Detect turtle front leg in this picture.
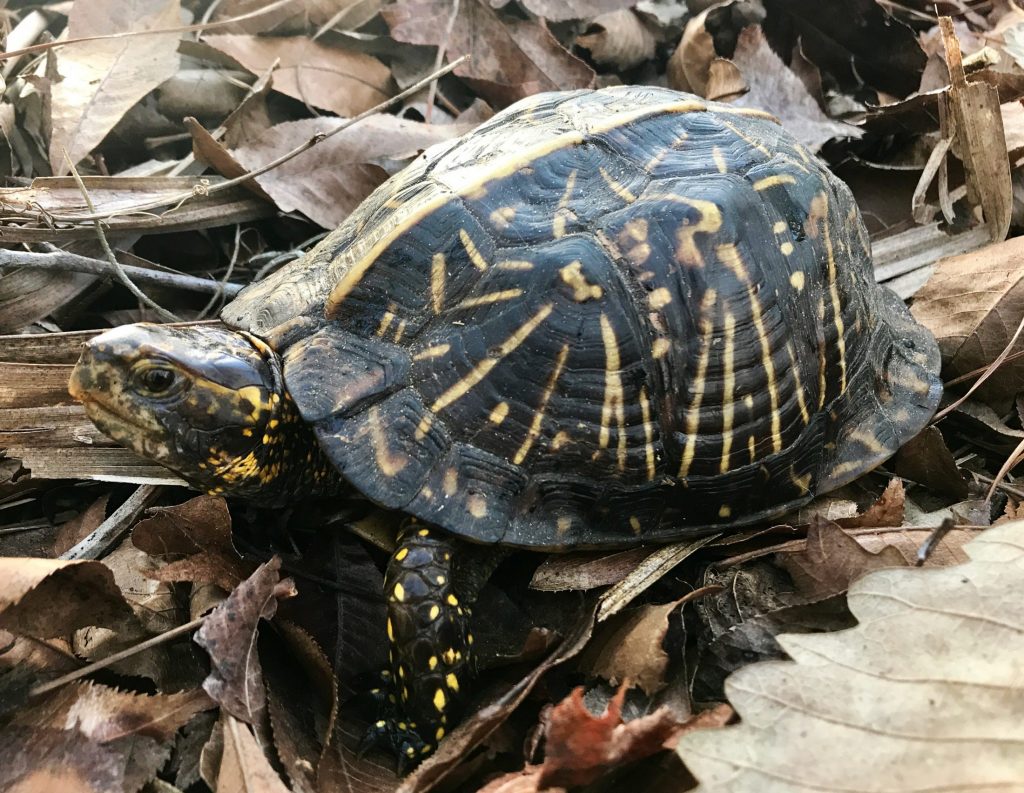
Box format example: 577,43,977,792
376,523,475,767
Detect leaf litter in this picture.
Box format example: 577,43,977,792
3,0,1024,791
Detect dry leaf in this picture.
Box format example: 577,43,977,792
679,519,1024,791
0,558,135,638
53,495,108,557
725,26,860,151
940,17,1012,243
520,0,638,22
231,115,467,228
835,478,906,529
202,34,392,117
0,728,126,793
211,0,383,34
218,714,291,793
911,236,1024,413
538,686,729,789
383,0,594,108
132,495,250,593
50,0,181,175
579,598,686,695
779,518,907,601
194,557,296,724
530,547,656,592
575,10,657,70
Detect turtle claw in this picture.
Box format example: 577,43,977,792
358,716,431,772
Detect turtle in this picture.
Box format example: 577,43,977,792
68,85,942,765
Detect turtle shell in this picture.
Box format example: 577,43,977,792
222,85,941,549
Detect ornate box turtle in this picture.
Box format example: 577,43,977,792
69,85,942,763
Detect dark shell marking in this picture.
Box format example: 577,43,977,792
223,85,941,549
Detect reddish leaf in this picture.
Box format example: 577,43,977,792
538,685,730,788
836,479,906,529
194,557,296,724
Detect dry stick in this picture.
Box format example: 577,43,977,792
29,616,206,698
0,248,243,297
985,435,1024,503
931,309,1024,424
60,485,162,561
0,0,297,62
426,0,462,123
63,150,181,322
47,55,470,225
944,349,1024,388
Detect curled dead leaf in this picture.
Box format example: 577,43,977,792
575,10,657,70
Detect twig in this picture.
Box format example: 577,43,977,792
47,55,470,225
0,248,242,297
64,150,181,322
29,616,206,697
60,485,162,561
931,309,1024,424
426,0,462,123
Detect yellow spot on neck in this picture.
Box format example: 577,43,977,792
790,270,804,290
780,241,795,256
773,220,788,233
429,605,440,620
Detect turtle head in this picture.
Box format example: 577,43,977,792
69,323,304,499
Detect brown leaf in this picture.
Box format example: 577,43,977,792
132,495,249,593
0,727,126,792
50,0,181,174
843,526,976,568
725,26,860,151
894,426,970,500
218,714,291,793
383,0,593,108
836,479,906,529
231,115,466,228
530,547,657,592
194,556,296,724
911,236,1024,413
575,10,657,70
538,686,729,788
0,558,135,638
579,598,687,695
211,0,383,34
202,34,391,117
12,681,212,742
186,117,273,203
53,495,108,557
520,0,637,22
779,518,908,601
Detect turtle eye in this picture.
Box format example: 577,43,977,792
138,367,178,394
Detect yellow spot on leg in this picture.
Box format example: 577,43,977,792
780,241,795,256
447,594,459,606
387,618,395,641
443,468,458,496
429,605,440,620
429,656,438,670
395,546,409,562
433,688,447,711
790,270,805,290
445,673,459,692
393,583,405,601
